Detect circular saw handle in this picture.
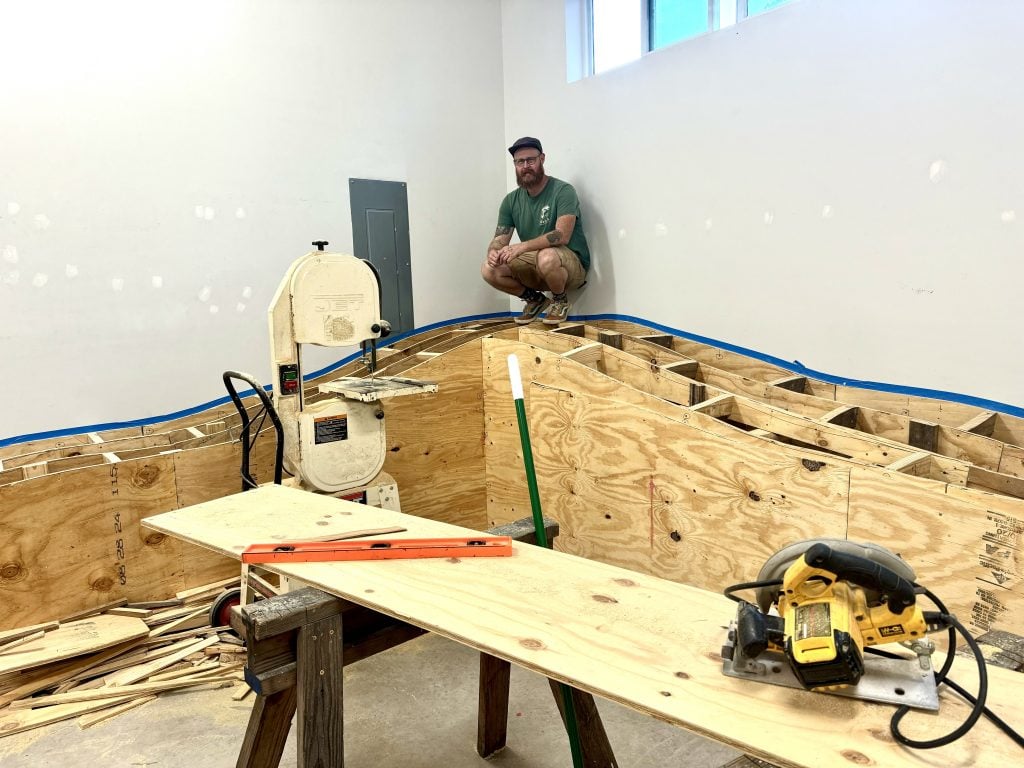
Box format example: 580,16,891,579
804,542,916,614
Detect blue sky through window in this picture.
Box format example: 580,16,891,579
651,1,709,49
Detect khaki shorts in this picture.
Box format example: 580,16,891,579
508,246,587,292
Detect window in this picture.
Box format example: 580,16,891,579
649,1,711,51
568,0,798,80
593,0,643,74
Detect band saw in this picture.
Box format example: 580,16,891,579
267,241,437,502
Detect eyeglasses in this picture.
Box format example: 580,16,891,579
513,155,541,167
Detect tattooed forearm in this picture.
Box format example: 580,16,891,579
489,225,513,251
545,230,563,245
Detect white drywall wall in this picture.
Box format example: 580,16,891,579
500,0,1023,409
0,0,507,439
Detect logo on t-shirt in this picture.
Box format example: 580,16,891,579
539,204,551,227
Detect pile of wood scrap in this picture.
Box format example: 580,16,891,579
0,577,249,737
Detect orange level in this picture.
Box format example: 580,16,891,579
241,536,514,564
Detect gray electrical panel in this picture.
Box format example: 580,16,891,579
349,178,414,335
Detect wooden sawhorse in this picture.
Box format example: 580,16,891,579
231,519,617,767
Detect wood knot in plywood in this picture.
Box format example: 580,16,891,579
674,671,690,679
1,561,26,583
132,464,161,488
144,533,166,546
519,638,546,650
613,578,637,587
670,531,682,542
591,594,617,603
840,750,873,765
802,459,826,472
92,576,115,592
747,491,761,502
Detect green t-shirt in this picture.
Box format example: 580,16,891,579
496,176,591,271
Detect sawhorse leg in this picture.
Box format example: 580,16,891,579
234,588,345,768
476,518,618,766
477,654,617,766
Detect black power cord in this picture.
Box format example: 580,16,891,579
866,586,1024,751
724,579,1024,751
724,577,782,603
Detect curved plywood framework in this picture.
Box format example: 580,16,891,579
2,319,1022,644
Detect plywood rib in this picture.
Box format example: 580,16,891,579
595,319,1024,447
520,328,1023,494
531,325,1021,482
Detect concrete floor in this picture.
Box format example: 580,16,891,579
0,633,751,768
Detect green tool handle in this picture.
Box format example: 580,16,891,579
508,354,583,768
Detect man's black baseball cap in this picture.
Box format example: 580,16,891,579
508,137,543,155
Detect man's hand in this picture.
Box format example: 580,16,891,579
498,243,524,264
487,225,514,265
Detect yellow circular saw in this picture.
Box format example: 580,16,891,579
722,538,938,708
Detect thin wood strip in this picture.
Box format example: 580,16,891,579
275,526,407,544
105,636,219,687
0,622,59,645
9,675,236,710
58,599,128,624
176,577,240,601
0,639,141,709
77,695,157,729
148,660,219,682
0,631,46,654
68,638,196,682
148,607,210,639
0,695,136,737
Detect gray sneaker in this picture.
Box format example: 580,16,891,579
514,295,551,325
542,298,570,325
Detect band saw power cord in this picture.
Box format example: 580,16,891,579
723,578,1024,752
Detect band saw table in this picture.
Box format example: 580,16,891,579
143,484,1022,768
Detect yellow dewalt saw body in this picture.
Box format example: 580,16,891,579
722,538,941,711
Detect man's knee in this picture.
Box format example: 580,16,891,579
536,248,563,273
481,260,501,287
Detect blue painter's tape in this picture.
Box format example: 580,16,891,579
2,310,1021,448
0,312,512,449
572,313,1024,418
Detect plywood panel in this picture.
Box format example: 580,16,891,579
381,340,489,530
483,338,697,528
847,467,1024,635
0,616,148,675
144,485,1021,768
0,458,185,630
528,386,851,593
